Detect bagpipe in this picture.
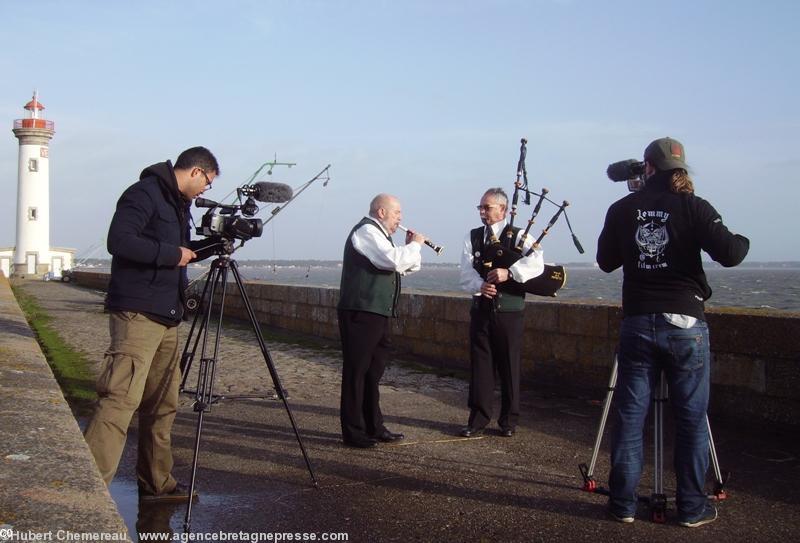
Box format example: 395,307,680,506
480,138,584,297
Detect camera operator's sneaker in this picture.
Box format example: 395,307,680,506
679,505,717,528
607,509,634,523
139,482,198,504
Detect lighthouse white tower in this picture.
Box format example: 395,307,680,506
0,92,73,279
12,91,53,276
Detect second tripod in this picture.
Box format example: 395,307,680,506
579,353,728,522
178,252,318,530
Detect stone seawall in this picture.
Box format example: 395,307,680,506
73,270,800,430
0,274,130,539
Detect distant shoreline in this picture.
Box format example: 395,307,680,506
76,259,800,269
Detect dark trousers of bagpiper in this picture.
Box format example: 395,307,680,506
467,302,524,431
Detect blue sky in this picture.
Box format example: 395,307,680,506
1,0,797,263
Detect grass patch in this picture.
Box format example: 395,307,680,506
11,285,96,415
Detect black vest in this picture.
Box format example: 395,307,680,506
470,224,526,312
338,218,401,317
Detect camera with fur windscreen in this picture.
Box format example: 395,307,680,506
606,159,646,192
194,182,293,253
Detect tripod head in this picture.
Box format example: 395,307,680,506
191,235,237,261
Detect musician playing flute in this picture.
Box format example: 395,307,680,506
458,187,544,438
337,193,426,448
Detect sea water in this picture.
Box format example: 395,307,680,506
191,262,800,312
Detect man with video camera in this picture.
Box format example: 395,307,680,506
84,146,219,502
597,137,749,527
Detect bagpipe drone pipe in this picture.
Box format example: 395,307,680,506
479,138,584,297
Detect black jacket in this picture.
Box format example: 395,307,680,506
106,160,191,324
596,172,750,319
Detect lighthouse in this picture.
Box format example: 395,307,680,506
0,92,73,279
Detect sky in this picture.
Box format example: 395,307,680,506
1,0,798,264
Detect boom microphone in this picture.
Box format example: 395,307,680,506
606,159,645,182
242,182,294,203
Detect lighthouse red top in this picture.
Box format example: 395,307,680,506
24,97,45,112
14,91,54,131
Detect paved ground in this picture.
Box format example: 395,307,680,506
17,280,800,542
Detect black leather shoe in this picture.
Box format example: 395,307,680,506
459,426,484,438
343,437,378,449
374,429,405,442
500,427,515,437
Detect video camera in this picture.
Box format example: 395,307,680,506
195,182,293,241
606,159,646,192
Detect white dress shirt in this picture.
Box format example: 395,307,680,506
351,217,422,275
459,219,545,296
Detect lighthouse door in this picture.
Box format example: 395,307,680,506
26,253,37,274
51,256,63,277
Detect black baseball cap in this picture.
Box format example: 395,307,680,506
644,137,688,171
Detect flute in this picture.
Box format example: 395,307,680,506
398,225,444,255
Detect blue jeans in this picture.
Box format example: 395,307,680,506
608,314,710,522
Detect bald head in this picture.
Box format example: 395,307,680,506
369,193,403,235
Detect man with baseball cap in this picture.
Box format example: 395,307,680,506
644,137,688,170
596,137,749,527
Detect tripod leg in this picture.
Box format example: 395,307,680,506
650,370,667,523
707,416,729,500
229,260,319,487
184,261,229,530
180,261,217,391
579,353,619,493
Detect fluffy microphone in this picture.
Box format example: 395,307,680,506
606,159,645,182
247,182,293,203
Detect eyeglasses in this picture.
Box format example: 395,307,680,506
476,204,502,211
198,168,213,188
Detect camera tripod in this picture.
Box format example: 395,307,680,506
178,251,318,530
578,353,728,522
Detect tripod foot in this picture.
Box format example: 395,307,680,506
650,494,667,524
712,471,731,501
578,463,597,492
711,486,728,501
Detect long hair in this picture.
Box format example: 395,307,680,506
669,169,694,194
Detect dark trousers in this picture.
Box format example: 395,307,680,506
338,309,390,441
467,303,524,430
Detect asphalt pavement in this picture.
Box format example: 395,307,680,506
17,281,800,542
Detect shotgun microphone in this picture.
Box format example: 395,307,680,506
241,182,293,203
